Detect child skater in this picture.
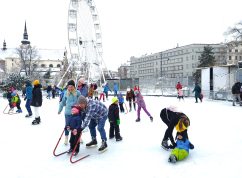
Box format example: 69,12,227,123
11,91,22,113
117,92,125,113
177,89,184,101
66,106,83,156
168,133,194,163
93,89,99,100
134,90,153,122
108,97,122,141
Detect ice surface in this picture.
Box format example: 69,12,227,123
0,95,241,178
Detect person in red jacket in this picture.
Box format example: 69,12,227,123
176,82,182,90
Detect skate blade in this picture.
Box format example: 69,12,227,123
86,145,97,148
161,145,169,151
98,148,107,153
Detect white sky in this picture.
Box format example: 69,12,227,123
0,0,242,70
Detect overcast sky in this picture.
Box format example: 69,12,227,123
0,0,241,70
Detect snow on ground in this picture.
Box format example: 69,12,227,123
0,95,242,178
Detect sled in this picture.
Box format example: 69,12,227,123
53,129,90,163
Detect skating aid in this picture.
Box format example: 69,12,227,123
124,103,129,114
53,129,89,164
3,104,18,115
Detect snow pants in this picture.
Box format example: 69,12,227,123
170,148,189,161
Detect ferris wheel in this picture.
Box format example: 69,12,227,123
66,0,107,85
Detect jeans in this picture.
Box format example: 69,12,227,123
88,115,107,141
25,99,32,115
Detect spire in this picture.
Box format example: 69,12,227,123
21,21,30,45
3,39,7,50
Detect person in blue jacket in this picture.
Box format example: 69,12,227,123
117,92,125,113
113,83,118,96
24,80,33,117
66,105,83,156
168,134,194,163
77,78,88,97
103,83,112,101
58,80,81,145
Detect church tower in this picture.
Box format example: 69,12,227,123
2,39,7,50
21,21,30,45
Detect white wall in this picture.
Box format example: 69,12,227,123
201,68,210,91
213,67,228,91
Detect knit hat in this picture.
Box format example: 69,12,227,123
77,95,87,105
71,107,80,115
112,97,118,104
67,80,75,87
78,78,85,84
33,80,40,86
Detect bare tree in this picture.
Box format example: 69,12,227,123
225,21,242,41
15,45,40,76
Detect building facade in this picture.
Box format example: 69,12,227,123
0,22,65,77
129,44,227,88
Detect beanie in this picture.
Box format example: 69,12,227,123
78,78,85,84
77,95,87,105
112,97,118,104
33,80,40,86
67,80,75,87
71,107,79,115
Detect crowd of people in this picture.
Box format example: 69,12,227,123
5,78,242,164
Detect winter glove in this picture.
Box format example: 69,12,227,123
65,126,71,131
169,143,177,149
189,143,194,149
116,119,120,125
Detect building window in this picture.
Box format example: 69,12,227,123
235,49,238,53
229,56,231,60
41,64,46,67
33,64,38,68
57,64,61,67
49,64,53,68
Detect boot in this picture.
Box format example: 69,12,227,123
168,154,177,163
64,136,69,145
67,148,73,154
135,118,140,122
116,136,123,142
86,138,97,147
161,140,169,150
150,116,153,122
16,109,22,113
32,117,40,125
98,140,107,152
25,113,32,118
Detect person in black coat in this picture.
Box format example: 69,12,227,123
31,80,43,125
108,97,122,141
231,82,241,106
160,107,194,150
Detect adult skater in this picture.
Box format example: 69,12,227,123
160,106,194,150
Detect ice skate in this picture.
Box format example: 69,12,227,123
161,140,169,151
86,138,97,147
98,140,107,152
64,136,69,145
168,155,177,163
